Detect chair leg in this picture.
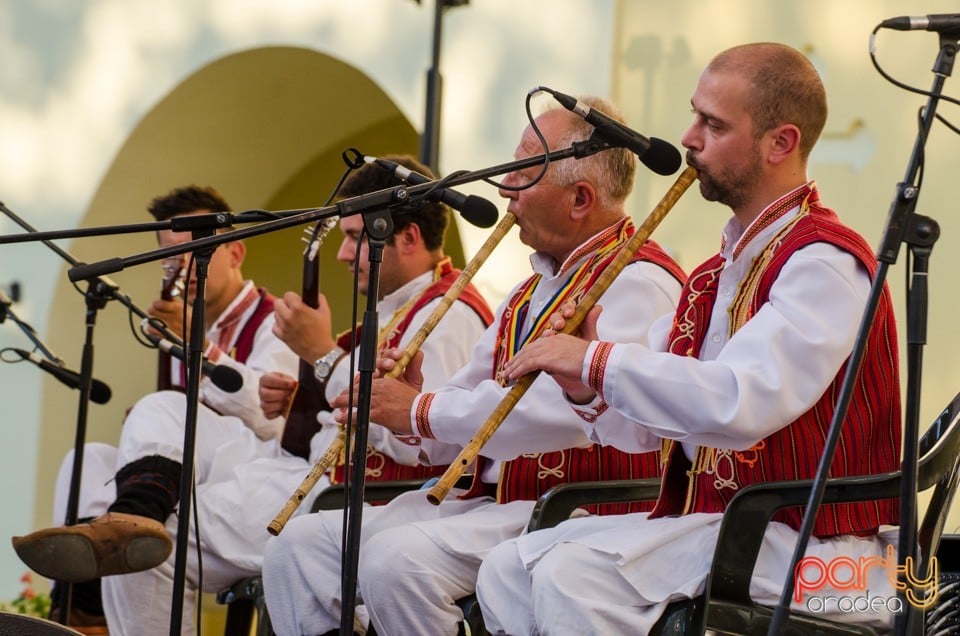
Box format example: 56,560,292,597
221,598,254,636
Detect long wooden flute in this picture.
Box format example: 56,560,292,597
426,166,697,505
267,212,517,535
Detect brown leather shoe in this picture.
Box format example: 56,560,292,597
11,512,171,583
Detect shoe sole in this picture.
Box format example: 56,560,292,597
14,534,170,583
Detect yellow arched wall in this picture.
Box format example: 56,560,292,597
34,46,466,531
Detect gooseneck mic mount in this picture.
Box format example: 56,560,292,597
769,24,956,636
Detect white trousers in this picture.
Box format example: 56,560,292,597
262,488,535,636
50,391,327,636
477,512,899,635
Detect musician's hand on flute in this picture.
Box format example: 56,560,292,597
331,373,420,435
502,303,604,404
272,291,336,363
378,347,425,391
259,371,297,419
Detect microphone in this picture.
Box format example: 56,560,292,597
364,156,500,228
537,87,682,176
145,332,243,393
13,348,112,404
881,14,960,32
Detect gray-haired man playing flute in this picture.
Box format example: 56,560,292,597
262,95,687,636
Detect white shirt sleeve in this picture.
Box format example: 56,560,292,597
413,261,682,460
589,243,871,451
199,312,300,440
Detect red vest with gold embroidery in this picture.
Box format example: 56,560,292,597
331,261,494,488
461,220,686,515
650,194,901,538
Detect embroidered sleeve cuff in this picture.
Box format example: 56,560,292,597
571,399,609,424
582,340,615,395
413,392,437,439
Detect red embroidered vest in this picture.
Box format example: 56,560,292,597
331,260,494,489
461,220,686,515
159,289,275,392
650,194,901,538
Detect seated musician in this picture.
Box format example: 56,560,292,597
261,96,686,636
476,42,902,634
13,185,300,634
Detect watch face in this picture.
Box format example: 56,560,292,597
315,359,331,380
315,347,344,382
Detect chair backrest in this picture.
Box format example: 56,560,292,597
915,391,960,578
697,390,960,634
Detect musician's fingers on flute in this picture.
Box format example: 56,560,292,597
541,300,578,337
502,334,591,385
379,347,425,390
542,302,603,340
330,377,418,435
259,371,297,419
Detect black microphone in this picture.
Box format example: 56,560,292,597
881,14,960,32
14,348,112,404
365,156,500,228
537,87,682,176
144,332,243,393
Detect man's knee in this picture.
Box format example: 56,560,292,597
478,539,521,591
358,527,430,590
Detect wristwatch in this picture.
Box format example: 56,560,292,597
314,346,347,383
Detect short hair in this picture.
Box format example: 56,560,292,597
708,43,827,160
147,185,232,221
337,154,450,251
539,95,637,209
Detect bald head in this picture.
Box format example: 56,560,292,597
708,43,827,160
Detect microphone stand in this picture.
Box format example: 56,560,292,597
339,208,392,636
768,32,955,636
167,217,225,636
0,290,60,362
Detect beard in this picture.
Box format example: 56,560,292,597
686,144,763,210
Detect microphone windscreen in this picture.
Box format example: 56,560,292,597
90,380,112,405
209,365,243,393
641,138,683,176
460,196,500,229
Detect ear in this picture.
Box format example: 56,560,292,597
766,124,801,165
570,182,597,221
395,223,422,254
224,240,246,267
